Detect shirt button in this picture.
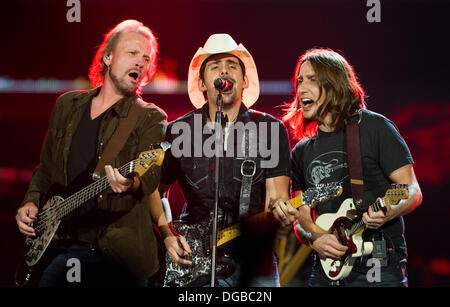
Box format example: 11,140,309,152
100,142,104,146
98,156,101,160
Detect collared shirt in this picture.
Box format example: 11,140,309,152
161,103,290,226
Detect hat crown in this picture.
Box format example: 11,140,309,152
202,34,239,54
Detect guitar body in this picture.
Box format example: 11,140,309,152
15,144,168,287
316,198,373,281
315,184,409,281
163,219,230,287
14,196,65,287
163,183,344,287
25,196,64,267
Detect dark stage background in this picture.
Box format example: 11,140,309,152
1,0,449,287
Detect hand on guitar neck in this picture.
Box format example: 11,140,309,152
104,165,140,193
16,164,141,239
271,198,300,229
362,201,390,229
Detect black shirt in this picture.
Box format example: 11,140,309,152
161,103,291,226
290,109,414,254
66,98,107,242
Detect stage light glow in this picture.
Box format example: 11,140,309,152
0,77,293,95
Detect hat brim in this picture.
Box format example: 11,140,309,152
187,44,259,109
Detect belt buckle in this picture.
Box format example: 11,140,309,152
241,159,256,177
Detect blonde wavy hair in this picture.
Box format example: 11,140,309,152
88,19,158,94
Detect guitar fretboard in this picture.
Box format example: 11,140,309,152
346,197,386,237
212,184,343,248
34,160,135,233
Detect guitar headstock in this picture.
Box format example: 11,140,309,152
303,183,343,208
132,142,171,176
383,183,409,207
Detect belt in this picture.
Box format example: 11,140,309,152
74,240,101,254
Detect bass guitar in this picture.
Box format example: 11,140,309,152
15,143,169,286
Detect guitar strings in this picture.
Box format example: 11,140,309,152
34,162,130,232
38,160,131,218
36,161,130,217
34,161,134,233
34,163,128,232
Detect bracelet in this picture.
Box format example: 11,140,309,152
294,220,313,246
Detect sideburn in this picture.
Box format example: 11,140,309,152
315,85,340,131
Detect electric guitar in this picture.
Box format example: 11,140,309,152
15,143,169,286
315,183,409,281
163,183,343,287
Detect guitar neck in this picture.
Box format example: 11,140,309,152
216,225,240,247
213,183,343,248
54,160,135,220
215,194,307,248
347,194,391,236
288,194,305,210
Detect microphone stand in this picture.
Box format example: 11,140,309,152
210,90,224,287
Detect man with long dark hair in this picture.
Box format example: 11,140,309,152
281,48,422,286
15,20,181,286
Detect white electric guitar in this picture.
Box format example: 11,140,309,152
315,184,409,281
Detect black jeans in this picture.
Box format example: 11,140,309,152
308,251,408,287
38,243,148,287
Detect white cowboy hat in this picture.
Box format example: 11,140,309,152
187,33,260,109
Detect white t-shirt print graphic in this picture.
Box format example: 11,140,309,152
307,151,348,185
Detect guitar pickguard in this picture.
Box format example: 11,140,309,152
163,219,230,287
24,196,63,267
315,184,409,281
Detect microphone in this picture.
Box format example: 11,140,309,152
214,78,233,92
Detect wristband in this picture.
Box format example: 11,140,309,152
294,220,313,246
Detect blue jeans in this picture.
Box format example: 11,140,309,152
38,244,148,287
202,253,280,287
308,251,408,287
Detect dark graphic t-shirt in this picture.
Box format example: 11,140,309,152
290,110,414,254
161,103,291,225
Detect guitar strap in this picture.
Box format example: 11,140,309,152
346,111,390,267
92,99,143,180
345,110,365,211
239,129,256,218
